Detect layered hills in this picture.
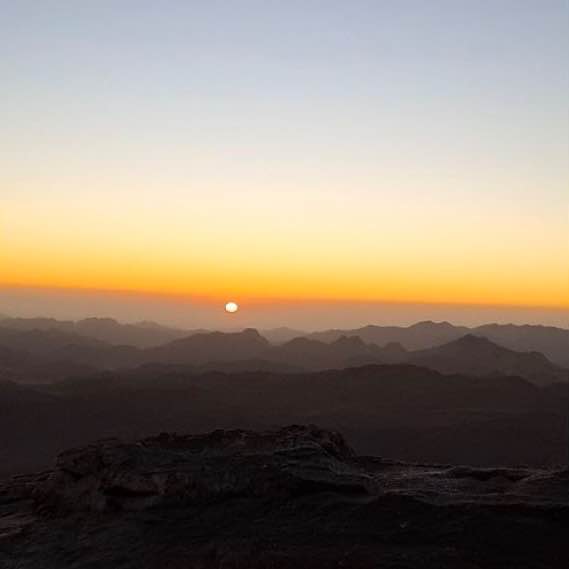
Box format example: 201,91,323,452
0,325,565,385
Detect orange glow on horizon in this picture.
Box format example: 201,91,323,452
1,277,567,311
3,190,567,311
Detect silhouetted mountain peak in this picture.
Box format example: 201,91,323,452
412,320,455,330
241,327,264,338
422,334,517,358
332,335,367,348
147,328,270,366
282,337,320,348
173,328,265,343
407,333,565,385
453,334,496,347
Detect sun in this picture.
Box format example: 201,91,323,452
225,301,239,313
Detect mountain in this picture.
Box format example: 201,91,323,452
266,335,380,370
0,316,191,347
474,323,569,368
267,333,565,384
147,328,271,365
0,326,104,355
0,329,104,383
2,316,567,365
0,326,564,386
146,332,395,371
73,317,191,347
308,321,470,349
0,327,141,374
379,341,409,363
147,331,390,371
406,334,567,385
307,321,569,367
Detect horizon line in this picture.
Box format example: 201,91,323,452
1,282,568,312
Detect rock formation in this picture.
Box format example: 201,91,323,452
1,426,568,568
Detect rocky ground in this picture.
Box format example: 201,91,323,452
0,425,567,568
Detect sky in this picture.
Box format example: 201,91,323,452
1,1,568,327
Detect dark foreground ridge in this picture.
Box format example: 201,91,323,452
1,426,568,568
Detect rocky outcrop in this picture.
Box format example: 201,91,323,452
35,425,374,513
1,426,568,569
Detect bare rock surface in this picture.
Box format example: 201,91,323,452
35,425,370,513
0,426,568,568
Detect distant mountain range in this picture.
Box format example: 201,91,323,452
0,324,566,385
306,321,569,368
1,316,567,367
0,316,191,348
404,334,567,386
1,315,567,478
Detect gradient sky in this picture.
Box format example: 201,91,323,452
2,1,568,316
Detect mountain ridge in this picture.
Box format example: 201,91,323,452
0,325,565,385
